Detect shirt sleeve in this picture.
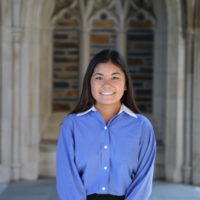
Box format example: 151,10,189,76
56,115,87,200
125,118,156,200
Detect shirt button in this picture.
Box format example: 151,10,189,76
103,166,108,170
104,145,108,149
101,187,106,191
104,126,107,130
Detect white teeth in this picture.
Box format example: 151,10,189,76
100,92,115,95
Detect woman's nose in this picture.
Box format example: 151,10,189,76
103,79,111,85
102,79,113,88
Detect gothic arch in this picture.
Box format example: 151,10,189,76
2,0,200,185
164,0,200,185
0,0,55,182
41,0,165,178
45,0,200,185
18,0,55,180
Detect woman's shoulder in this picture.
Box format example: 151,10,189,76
135,114,156,144
61,113,77,126
135,113,154,129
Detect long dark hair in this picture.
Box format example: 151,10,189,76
70,49,140,114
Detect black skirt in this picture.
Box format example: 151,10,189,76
87,193,125,200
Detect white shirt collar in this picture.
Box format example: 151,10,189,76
76,106,97,116
77,104,138,118
118,104,138,118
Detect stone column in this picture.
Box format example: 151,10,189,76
0,0,13,183
117,30,126,59
18,0,42,180
10,0,27,181
152,0,167,179
78,0,92,91
79,27,90,91
165,0,185,182
116,0,127,59
182,0,198,184
192,0,200,185
11,26,23,180
183,28,194,184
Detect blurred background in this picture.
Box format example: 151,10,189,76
0,0,200,197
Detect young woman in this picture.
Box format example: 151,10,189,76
56,49,156,200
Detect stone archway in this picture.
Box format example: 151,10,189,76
164,0,200,185
39,0,167,178
1,0,200,185
38,0,168,179
39,0,200,185
0,0,55,182
141,0,200,185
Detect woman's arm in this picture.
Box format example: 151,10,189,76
125,119,156,200
56,115,86,200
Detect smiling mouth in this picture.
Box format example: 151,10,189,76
100,92,116,96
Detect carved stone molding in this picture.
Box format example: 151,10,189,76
132,0,155,16
126,0,156,24
51,0,79,25
51,0,156,29
89,0,117,23
51,0,74,17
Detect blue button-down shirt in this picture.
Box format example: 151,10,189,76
56,104,156,200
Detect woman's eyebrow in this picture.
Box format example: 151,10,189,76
112,72,122,75
93,72,122,76
93,72,103,76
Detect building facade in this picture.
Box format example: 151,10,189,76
0,0,200,185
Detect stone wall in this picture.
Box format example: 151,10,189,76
52,19,79,112
90,13,117,58
127,18,154,113
52,11,154,113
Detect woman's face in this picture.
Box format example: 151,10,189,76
90,61,126,108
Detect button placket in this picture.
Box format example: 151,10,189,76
104,145,108,149
103,166,108,170
100,125,110,192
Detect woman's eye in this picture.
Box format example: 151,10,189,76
95,76,103,80
112,76,119,80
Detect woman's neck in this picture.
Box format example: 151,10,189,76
94,103,122,123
